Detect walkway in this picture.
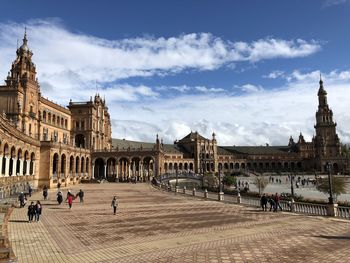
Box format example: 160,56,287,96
8,183,350,263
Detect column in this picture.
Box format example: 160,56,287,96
92,165,95,179
25,160,30,175
0,157,3,176
115,161,119,178
128,162,131,178
139,162,143,180
104,164,107,179
12,158,17,176
5,156,10,176
19,159,24,175
32,162,35,176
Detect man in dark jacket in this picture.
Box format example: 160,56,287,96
260,193,268,211
27,201,36,223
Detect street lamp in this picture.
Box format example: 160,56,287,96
326,162,334,204
176,167,179,188
290,173,294,200
218,166,222,193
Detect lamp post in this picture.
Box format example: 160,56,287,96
326,162,334,204
218,166,222,193
176,167,178,188
290,173,294,200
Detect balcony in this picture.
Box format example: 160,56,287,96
29,111,36,118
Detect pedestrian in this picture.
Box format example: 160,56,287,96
18,192,25,208
28,183,33,197
35,201,42,222
27,201,36,223
260,193,268,211
268,196,275,212
66,192,74,209
274,193,283,212
57,191,63,205
43,185,48,200
77,189,84,204
111,196,118,215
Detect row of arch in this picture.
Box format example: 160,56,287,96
1,142,36,176
52,153,90,179
93,156,155,181
41,110,68,128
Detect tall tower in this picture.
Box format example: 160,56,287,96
313,78,341,169
1,29,40,137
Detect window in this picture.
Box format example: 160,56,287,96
76,121,79,129
29,124,32,135
81,121,85,129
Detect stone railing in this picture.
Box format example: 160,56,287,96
154,184,350,219
293,202,328,216
336,206,350,219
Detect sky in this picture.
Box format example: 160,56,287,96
1,0,350,146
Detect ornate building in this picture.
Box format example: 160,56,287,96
0,32,348,197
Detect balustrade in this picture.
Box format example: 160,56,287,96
336,206,350,219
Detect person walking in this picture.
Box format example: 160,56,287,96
43,185,48,200
274,193,283,212
35,201,42,222
77,189,84,204
67,193,74,209
28,183,33,197
18,192,25,208
27,201,36,223
111,196,118,215
57,191,63,205
268,195,275,212
260,193,268,211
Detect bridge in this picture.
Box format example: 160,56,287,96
160,172,203,185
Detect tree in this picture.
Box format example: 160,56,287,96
316,176,347,201
254,176,268,195
222,175,236,187
203,173,218,189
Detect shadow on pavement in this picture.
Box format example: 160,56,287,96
8,220,29,223
315,235,350,240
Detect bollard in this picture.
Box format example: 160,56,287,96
237,192,241,204
204,189,208,199
218,191,224,201
290,198,295,212
193,188,196,196
183,186,186,194
326,203,338,217
175,185,179,194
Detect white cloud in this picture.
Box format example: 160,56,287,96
264,70,285,79
0,19,321,103
108,70,350,146
323,0,350,7
235,84,264,93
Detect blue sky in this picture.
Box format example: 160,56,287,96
1,0,350,145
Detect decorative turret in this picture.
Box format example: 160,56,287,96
288,136,295,146
298,132,305,144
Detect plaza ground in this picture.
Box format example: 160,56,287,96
7,183,350,263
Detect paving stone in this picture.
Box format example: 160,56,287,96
7,183,350,262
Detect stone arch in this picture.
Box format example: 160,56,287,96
86,157,90,174
189,163,194,171
234,163,239,170
241,163,246,169
61,154,66,176
94,158,105,179
52,153,59,178
69,155,74,175
23,150,29,176
106,157,116,179
143,156,154,180
164,162,168,173
169,162,173,171
81,157,85,174
230,163,234,170
16,148,23,175
75,156,80,174
118,157,129,180
184,163,188,171
75,134,86,148
9,146,16,176
130,157,141,180
30,152,35,175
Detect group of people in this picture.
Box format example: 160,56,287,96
56,189,85,209
260,193,283,212
27,201,42,222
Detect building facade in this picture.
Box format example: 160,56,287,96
0,32,348,197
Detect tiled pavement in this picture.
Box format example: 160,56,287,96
7,183,350,263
